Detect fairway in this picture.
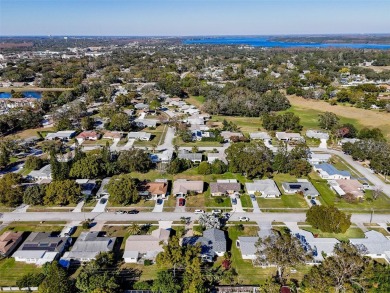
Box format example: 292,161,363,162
287,96,390,139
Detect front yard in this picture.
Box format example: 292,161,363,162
257,195,308,209
299,226,365,241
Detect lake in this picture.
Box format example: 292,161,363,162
0,91,42,99
183,37,390,49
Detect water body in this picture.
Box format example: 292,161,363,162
0,91,42,99
184,37,390,49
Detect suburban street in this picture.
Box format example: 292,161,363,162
0,211,388,224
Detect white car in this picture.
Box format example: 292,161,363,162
194,209,205,214
212,209,222,215
239,217,250,222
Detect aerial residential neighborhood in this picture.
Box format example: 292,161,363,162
1,2,390,292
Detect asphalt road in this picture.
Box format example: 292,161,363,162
0,211,388,224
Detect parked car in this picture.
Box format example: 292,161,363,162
239,217,250,222
99,198,107,204
115,210,125,214
310,199,317,206
212,209,222,215
231,198,237,205
224,213,231,219
128,209,139,214
194,209,205,214
179,198,185,206
250,194,256,201
157,198,163,205
387,227,390,233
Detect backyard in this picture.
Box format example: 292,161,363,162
0,258,42,286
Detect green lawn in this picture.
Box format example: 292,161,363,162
257,195,308,209
0,258,43,286
281,105,362,132
1,222,66,234
121,263,161,281
300,226,365,241
310,179,390,212
186,96,206,108
209,115,264,134
240,195,253,209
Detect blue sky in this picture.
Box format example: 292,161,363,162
0,0,389,36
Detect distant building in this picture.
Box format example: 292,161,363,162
76,131,101,144
249,132,271,141
128,131,151,141
275,132,304,142
45,131,76,141
28,164,52,181
178,151,202,164
306,130,329,140
307,152,331,165
313,163,351,180
329,179,364,199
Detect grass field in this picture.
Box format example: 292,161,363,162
257,195,308,209
186,96,206,108
287,95,390,140
0,258,43,286
1,221,66,234
240,195,253,208
210,115,264,135
300,226,365,241
172,136,222,147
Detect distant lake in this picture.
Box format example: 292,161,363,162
183,37,390,49
0,91,42,99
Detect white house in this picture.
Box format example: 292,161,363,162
275,132,304,142
313,163,351,180
307,152,332,165
128,131,151,141
245,179,281,198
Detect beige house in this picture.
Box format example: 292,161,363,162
172,179,204,196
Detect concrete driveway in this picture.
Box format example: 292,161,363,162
92,195,109,213
110,138,135,152
231,194,244,213
152,199,165,212
174,197,186,213
251,197,261,213
157,126,175,151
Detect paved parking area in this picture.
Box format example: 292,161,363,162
174,197,186,213
231,194,244,213
305,197,321,207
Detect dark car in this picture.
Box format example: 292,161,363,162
231,198,237,205
99,198,107,204
310,199,317,206
178,198,185,206
157,199,163,205
387,227,390,233
128,209,139,214
250,194,256,201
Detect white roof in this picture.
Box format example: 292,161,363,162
245,179,281,196
350,231,390,255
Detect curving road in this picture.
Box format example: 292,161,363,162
310,147,390,198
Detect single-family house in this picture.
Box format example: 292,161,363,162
28,164,52,181
338,138,360,146
249,132,271,141
186,114,204,125
133,118,158,128
182,228,226,262
45,131,76,141
123,228,170,263
96,177,111,198
306,130,329,140
134,103,149,110
282,180,319,198
128,131,152,141
210,180,240,196
103,131,123,141
307,152,332,165
275,132,304,142
138,179,169,200
236,237,258,260
149,150,173,164
13,232,71,266
172,179,204,196
220,131,243,142
350,231,390,263
328,179,364,199
245,179,281,198
0,232,24,257
314,163,351,180
76,179,97,196
178,151,202,164
207,152,227,164
76,131,101,144
60,232,116,263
